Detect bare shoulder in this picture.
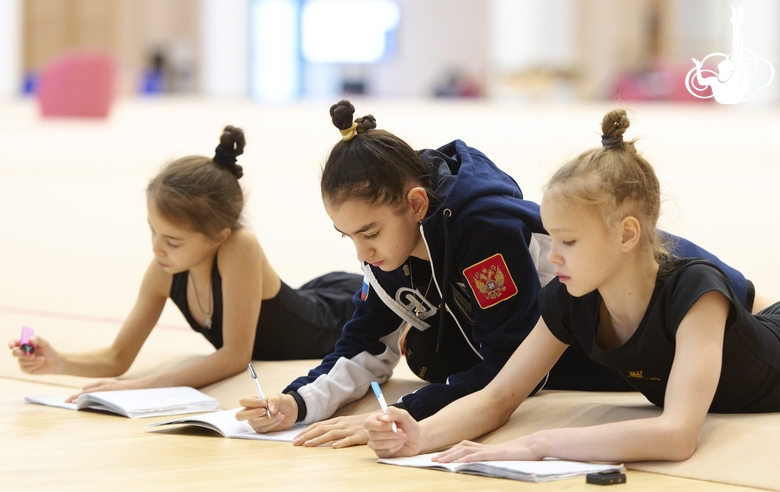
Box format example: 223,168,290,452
218,228,281,298
219,228,263,263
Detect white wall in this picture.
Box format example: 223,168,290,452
0,0,21,98
737,0,779,105
200,0,251,98
369,0,488,97
488,0,576,72
301,0,490,99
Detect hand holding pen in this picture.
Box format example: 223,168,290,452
235,364,299,433
363,398,423,459
370,381,397,432
247,363,271,418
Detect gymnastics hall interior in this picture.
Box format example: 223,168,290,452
0,0,780,492
1,96,778,491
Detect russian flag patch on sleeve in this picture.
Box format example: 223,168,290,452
360,277,370,301
462,253,518,309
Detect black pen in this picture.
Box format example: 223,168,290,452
247,363,271,418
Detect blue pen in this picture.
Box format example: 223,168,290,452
247,363,271,418
370,381,397,433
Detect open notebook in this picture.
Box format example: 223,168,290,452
149,408,305,441
378,453,625,483
25,386,222,419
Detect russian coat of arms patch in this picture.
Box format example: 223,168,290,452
462,253,518,309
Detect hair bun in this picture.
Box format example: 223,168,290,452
355,114,377,133
330,100,356,131
601,109,630,137
330,100,376,141
213,125,245,179
600,109,630,148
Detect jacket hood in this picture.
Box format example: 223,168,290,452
420,139,546,235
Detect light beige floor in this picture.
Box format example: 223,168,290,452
1,97,778,491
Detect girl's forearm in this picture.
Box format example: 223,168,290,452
136,347,249,389
57,347,131,377
526,415,698,463
419,389,518,453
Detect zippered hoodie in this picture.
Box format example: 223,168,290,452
283,140,554,422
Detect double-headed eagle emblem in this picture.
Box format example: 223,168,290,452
472,265,506,300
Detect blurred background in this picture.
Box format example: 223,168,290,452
0,0,779,329
1,0,778,104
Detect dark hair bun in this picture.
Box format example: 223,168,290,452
220,125,246,156
330,99,377,135
330,100,355,131
355,114,377,133
214,125,245,179
601,109,630,139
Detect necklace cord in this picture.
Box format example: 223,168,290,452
189,274,213,322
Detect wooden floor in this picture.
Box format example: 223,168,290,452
1,97,778,491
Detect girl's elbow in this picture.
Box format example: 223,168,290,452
484,390,519,425
661,425,700,461
224,346,253,371
496,404,516,425
110,353,134,376
668,438,698,461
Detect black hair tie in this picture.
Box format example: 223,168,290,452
601,135,623,148
213,144,236,167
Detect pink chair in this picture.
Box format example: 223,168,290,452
37,51,116,118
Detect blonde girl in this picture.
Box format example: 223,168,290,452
365,109,780,463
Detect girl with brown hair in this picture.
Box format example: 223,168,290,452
9,126,362,397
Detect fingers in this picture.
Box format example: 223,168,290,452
291,422,328,446
365,413,406,456
237,394,266,409
27,336,48,353
11,335,59,376
15,354,46,374
235,396,287,433
292,426,369,448
364,408,404,435
291,415,371,447
246,413,285,433
67,379,117,403
237,393,287,415
80,380,108,392
367,432,407,458
433,440,483,463
331,431,369,449
234,397,270,420
65,391,83,403
379,406,411,431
